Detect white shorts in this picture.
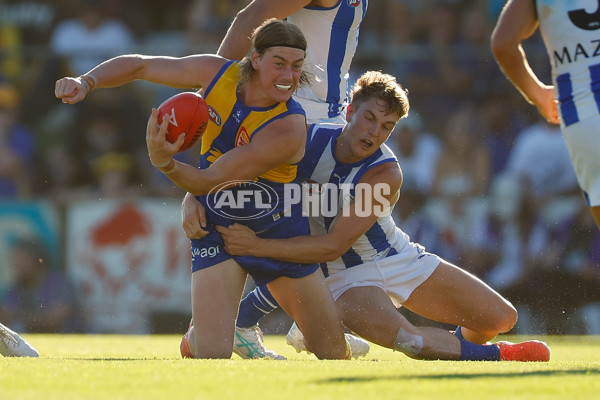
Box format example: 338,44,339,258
562,116,600,206
325,243,441,308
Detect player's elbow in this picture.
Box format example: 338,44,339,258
490,31,511,61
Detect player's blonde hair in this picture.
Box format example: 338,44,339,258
350,71,410,119
238,18,310,88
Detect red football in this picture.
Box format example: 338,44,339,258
157,91,209,152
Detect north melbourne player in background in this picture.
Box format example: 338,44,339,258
491,0,600,229
55,19,354,360
181,0,370,359
217,70,551,362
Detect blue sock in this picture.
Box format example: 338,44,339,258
453,326,464,340
236,285,279,328
458,338,501,361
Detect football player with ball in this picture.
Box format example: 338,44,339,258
55,18,354,360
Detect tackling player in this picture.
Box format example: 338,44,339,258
216,70,551,362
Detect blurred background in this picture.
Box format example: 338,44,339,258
0,0,598,336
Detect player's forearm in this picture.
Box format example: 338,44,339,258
492,45,545,105
85,55,147,89
218,6,263,60
159,160,223,196
251,235,345,264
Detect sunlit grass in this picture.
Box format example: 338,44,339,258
2,335,600,400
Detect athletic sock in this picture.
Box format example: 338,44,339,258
453,326,464,340
236,285,280,328
458,338,501,361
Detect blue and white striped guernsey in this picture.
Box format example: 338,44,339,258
287,0,367,122
299,123,413,277
537,0,600,126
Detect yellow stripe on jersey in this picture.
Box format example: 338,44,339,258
203,62,299,184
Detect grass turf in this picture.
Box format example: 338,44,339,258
1,334,600,400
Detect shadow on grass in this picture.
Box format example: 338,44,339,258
317,368,600,384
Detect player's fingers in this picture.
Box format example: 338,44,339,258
197,205,207,229
175,132,186,147
230,223,250,232
146,110,156,140
159,111,170,133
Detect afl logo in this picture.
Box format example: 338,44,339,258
206,180,280,220
347,0,360,7
208,105,222,126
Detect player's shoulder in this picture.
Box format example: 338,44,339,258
360,155,402,190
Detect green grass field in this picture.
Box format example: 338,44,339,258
2,334,600,400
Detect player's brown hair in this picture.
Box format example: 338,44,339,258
238,18,310,88
350,71,410,120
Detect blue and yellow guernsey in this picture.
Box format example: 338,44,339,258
198,60,306,232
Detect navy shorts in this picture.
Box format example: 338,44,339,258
190,222,319,286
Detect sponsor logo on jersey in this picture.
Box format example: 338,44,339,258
236,127,250,147
191,245,220,259
208,105,222,126
347,0,360,7
233,108,244,123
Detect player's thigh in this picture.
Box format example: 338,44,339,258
268,270,345,351
191,259,247,350
337,285,416,348
402,261,516,332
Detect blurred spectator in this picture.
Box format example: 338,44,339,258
502,118,580,223
34,94,149,202
387,111,440,194
185,0,249,54
50,0,134,76
0,79,35,198
480,93,530,178
431,104,490,199
90,151,140,199
402,3,472,130
501,200,600,334
0,236,82,333
0,19,22,83
426,104,491,265
479,118,583,333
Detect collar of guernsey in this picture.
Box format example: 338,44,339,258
201,60,306,184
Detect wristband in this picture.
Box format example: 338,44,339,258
152,159,172,168
161,160,178,175
80,74,97,91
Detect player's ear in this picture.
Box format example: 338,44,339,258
346,103,354,122
251,50,260,68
